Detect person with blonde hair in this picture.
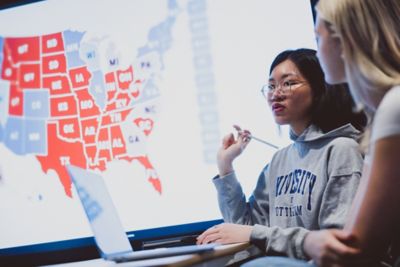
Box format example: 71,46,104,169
242,0,400,266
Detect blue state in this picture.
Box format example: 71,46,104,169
137,14,177,70
89,70,106,110
133,79,160,106
63,30,86,68
80,42,100,71
24,119,47,155
0,123,3,142
23,89,50,118
4,117,25,155
0,81,9,125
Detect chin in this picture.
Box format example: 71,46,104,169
273,117,289,125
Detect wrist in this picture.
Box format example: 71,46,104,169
218,166,234,177
217,159,234,177
302,232,313,259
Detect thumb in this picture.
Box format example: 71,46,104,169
330,229,355,242
222,133,235,149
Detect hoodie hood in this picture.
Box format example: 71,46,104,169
289,123,360,143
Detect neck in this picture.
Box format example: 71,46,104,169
290,121,311,136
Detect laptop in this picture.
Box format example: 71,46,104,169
66,165,217,263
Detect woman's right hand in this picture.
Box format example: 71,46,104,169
217,125,251,176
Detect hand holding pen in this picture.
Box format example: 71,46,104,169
233,125,279,150
217,125,279,176
217,126,252,176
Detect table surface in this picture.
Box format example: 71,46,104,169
41,242,254,267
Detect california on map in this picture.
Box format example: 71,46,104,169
0,2,178,198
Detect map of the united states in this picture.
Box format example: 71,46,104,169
0,7,177,198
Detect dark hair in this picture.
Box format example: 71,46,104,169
269,48,367,132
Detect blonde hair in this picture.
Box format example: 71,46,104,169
316,0,400,114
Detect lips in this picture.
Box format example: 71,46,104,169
272,103,285,113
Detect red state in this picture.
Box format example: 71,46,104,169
81,117,99,144
85,145,106,171
1,53,18,82
105,72,117,101
116,66,133,90
75,88,101,117
8,84,23,116
43,75,71,95
42,32,65,54
42,54,67,74
4,37,40,63
130,80,142,99
105,92,131,112
97,127,111,161
101,108,132,126
110,125,127,158
69,66,91,88
36,123,87,197
58,117,81,139
50,95,78,117
19,63,41,88
134,118,154,136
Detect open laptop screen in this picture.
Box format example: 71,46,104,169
67,165,133,258
0,0,316,264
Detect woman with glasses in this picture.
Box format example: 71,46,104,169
196,48,366,260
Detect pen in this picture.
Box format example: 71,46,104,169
233,125,279,150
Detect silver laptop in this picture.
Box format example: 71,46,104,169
66,165,216,262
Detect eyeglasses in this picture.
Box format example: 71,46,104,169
261,80,308,98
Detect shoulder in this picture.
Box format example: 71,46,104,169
328,136,360,151
326,137,363,167
270,143,293,160
377,85,400,112
372,86,400,142
326,137,363,176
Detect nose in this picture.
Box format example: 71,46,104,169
270,88,285,101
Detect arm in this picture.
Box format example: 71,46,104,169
345,135,400,257
213,127,270,225
213,166,270,225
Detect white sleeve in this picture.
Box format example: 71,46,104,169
371,86,400,143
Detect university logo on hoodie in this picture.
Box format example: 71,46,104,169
274,169,317,217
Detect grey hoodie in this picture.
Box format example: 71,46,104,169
213,123,363,259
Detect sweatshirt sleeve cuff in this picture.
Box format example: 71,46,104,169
212,171,242,196
294,230,309,260
249,224,269,250
249,224,309,260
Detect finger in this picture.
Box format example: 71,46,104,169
222,133,235,149
327,238,360,259
197,226,220,243
243,129,251,135
238,133,251,148
330,229,355,242
198,233,219,245
202,233,221,244
233,125,242,133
